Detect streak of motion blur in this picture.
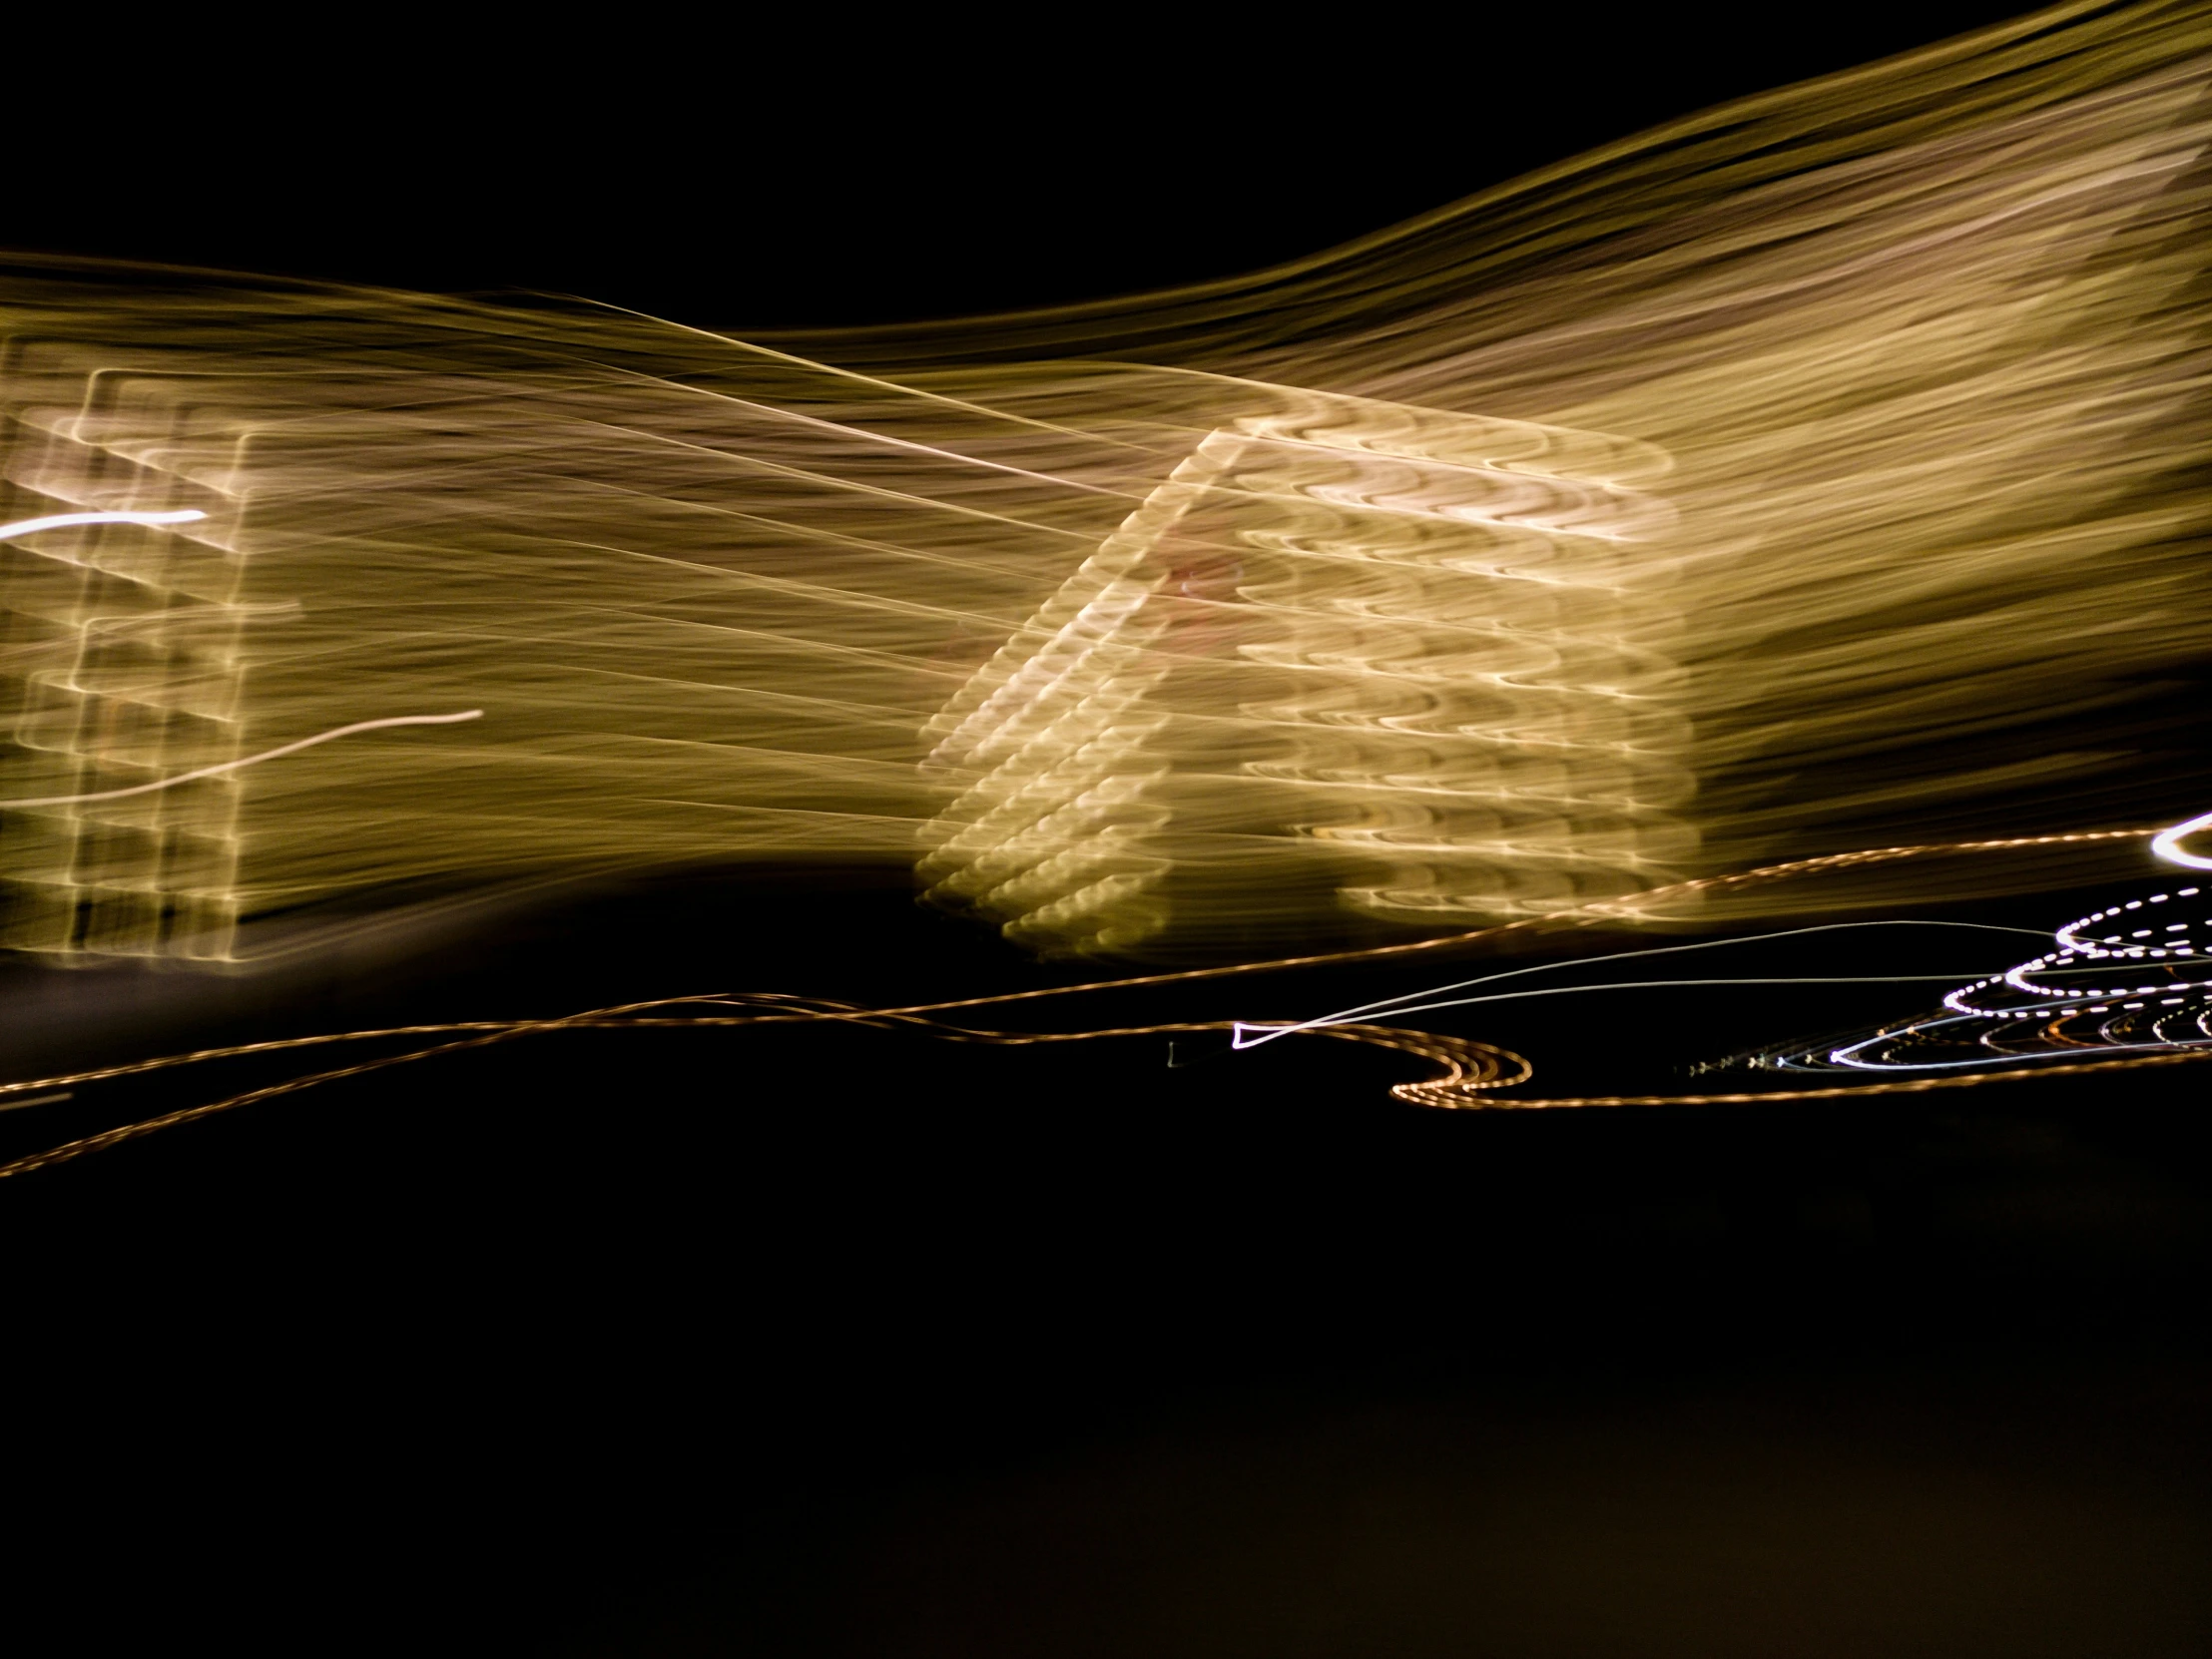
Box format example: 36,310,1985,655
1761,870,2212,1077
4,1,2212,1170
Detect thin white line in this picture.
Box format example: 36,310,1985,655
1234,920,2050,1049
0,712,484,808
1233,972,1994,1047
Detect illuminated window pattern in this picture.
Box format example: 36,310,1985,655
917,394,1693,955
0,355,247,959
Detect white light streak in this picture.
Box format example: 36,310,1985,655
1233,919,2047,1049
2151,807,2212,870
0,509,206,540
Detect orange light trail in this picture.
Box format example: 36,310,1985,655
1,822,2204,1179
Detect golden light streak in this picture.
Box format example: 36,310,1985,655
8,925,2210,1180
0,709,481,808
2,822,2205,1180
0,1,2206,974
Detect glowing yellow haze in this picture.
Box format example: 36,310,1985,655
0,0,2207,961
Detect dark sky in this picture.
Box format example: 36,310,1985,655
14,8,2047,327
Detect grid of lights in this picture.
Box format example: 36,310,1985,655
916,392,1693,955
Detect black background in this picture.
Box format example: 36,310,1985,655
2,9,2072,327
10,8,2210,1656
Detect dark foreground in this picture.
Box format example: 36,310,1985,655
1,865,2205,1655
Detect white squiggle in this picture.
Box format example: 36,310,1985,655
0,712,484,809
0,509,207,540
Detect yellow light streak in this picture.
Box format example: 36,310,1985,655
1,821,2203,1181
0,2,2205,967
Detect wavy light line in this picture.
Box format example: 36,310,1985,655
0,4,2203,963
1232,920,2051,1049
0,712,484,808
0,820,2195,1176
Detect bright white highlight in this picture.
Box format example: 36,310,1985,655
2150,808,2212,870
0,510,206,540
1747,879,2212,1075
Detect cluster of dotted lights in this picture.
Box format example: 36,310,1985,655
1944,887,2208,1018
1780,818,2212,1073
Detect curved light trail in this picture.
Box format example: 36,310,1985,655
1725,805,2212,1079
2150,808,2212,870
4,818,2211,1178
0,711,484,808
0,509,207,540
1231,919,2054,1049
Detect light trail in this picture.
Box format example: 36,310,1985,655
2150,809,2212,870
0,821,2198,1178
0,5,2203,960
1230,920,2052,1049
0,712,484,808
5,6,2212,1161
0,509,207,541
1739,810,2212,1079
0,995,1527,1181
1235,975,2022,1050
